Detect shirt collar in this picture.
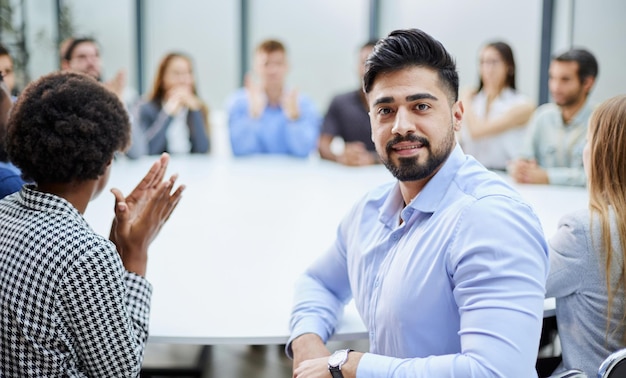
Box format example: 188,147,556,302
410,143,464,214
18,185,85,221
378,143,465,226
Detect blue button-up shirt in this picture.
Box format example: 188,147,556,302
227,88,320,157
288,145,549,377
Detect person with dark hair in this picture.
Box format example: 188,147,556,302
0,73,23,199
0,44,16,98
136,52,210,155
460,41,535,170
318,40,379,166
545,94,626,377
509,48,599,186
0,71,184,376
61,37,127,101
60,36,145,159
288,28,547,377
227,39,320,157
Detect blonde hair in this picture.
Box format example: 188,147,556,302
587,94,626,342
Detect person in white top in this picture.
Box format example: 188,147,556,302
460,41,535,170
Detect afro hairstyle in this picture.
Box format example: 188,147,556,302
6,71,130,183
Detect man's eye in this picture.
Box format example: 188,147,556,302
416,104,430,111
377,108,392,115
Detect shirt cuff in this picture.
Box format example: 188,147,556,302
355,353,394,377
285,318,334,359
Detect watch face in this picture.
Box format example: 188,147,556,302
328,349,348,367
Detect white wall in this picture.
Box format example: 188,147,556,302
144,0,238,110
379,0,543,104
248,0,369,113
16,0,626,114
554,0,626,105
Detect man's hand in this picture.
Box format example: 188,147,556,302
282,88,300,121
104,69,127,101
291,334,364,378
337,142,377,166
508,159,550,184
244,73,267,118
109,153,185,276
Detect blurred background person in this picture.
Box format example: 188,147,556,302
0,73,23,199
61,37,129,103
227,39,320,157
135,52,210,155
509,48,598,186
0,44,17,100
318,40,379,166
460,41,534,171
545,94,626,377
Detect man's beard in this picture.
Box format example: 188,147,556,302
381,124,455,182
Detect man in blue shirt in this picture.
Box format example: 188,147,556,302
288,29,549,378
227,39,320,157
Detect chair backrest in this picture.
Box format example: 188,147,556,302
548,369,587,378
598,348,626,378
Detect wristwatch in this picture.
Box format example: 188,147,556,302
328,348,353,378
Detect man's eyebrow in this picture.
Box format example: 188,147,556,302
406,93,438,102
373,96,394,106
373,93,439,107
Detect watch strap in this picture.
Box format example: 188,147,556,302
329,366,344,378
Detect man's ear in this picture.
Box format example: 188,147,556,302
452,100,464,132
582,76,595,95
60,59,70,71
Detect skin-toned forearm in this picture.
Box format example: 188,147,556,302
292,333,364,378
291,333,330,370
466,102,535,139
318,135,338,162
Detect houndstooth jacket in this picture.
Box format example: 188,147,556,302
0,186,152,377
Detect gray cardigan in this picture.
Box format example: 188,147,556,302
137,100,210,155
546,208,625,376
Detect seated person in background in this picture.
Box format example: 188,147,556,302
288,29,548,378
61,37,130,103
0,44,17,99
136,52,210,155
61,36,146,159
545,94,626,377
318,40,379,166
227,39,320,157
460,41,534,171
0,72,184,375
508,48,598,186
0,73,23,199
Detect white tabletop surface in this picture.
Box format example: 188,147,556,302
83,155,586,344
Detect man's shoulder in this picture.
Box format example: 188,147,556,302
331,90,360,103
533,102,561,118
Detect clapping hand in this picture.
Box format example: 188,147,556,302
109,153,185,276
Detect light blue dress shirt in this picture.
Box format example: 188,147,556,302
518,101,593,187
288,145,549,377
227,88,320,157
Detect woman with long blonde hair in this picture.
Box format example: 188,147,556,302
546,94,626,376
137,52,210,155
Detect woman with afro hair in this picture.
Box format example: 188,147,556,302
0,71,184,376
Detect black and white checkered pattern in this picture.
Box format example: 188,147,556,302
0,186,152,377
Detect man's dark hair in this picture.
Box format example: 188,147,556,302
554,48,599,83
0,43,10,58
363,28,459,103
63,37,98,61
6,71,130,183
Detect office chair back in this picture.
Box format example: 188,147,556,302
598,348,626,378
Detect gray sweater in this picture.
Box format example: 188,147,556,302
546,208,625,376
